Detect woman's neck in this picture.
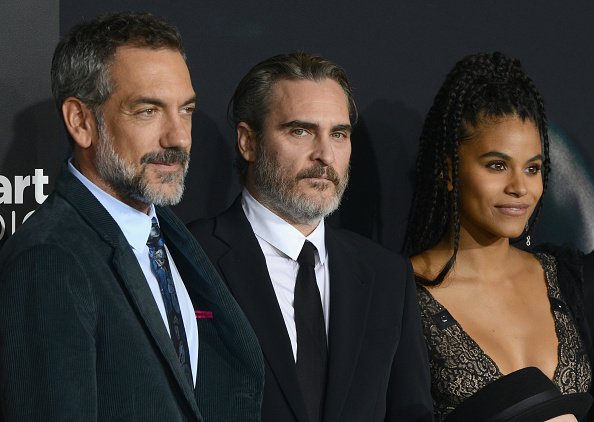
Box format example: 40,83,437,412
436,230,519,283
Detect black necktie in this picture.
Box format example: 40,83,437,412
146,217,193,387
294,240,327,422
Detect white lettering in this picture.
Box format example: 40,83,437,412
22,210,35,224
14,176,31,204
33,169,49,204
0,169,50,205
0,176,12,204
0,210,38,240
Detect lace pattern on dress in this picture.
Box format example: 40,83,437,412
416,252,592,421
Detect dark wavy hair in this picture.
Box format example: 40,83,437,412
403,52,550,285
228,51,358,182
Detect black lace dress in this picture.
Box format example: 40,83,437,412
416,252,592,421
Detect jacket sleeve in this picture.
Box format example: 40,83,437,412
384,258,434,421
0,245,97,421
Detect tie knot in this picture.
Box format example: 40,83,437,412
147,217,162,247
297,241,317,268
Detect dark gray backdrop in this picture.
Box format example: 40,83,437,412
2,0,594,254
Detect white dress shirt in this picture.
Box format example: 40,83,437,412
69,161,198,385
242,189,330,361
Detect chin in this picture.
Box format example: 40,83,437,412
151,183,185,204
309,192,336,207
501,229,528,241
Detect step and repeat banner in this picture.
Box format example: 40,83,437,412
2,0,594,254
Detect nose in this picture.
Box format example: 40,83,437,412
504,170,527,197
311,134,335,166
160,111,191,150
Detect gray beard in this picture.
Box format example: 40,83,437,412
94,116,190,206
252,144,349,225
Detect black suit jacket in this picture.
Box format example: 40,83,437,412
0,167,264,422
188,197,433,421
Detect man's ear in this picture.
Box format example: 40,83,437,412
61,97,97,149
237,122,257,163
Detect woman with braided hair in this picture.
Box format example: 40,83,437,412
404,52,593,420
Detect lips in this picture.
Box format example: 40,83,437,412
148,161,183,172
303,175,331,182
494,203,530,217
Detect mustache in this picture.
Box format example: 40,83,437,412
140,149,190,166
296,165,340,186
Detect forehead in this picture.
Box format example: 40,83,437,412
266,78,349,123
108,46,194,99
462,116,542,155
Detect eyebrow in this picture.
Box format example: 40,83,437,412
181,96,197,107
479,151,543,162
280,120,352,133
129,95,197,108
332,123,353,133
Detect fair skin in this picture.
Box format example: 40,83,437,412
237,78,352,235
61,46,196,214
411,116,559,378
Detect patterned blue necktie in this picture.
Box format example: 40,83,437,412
146,217,193,386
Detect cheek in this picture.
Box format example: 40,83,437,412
107,126,144,160
531,178,544,199
274,154,299,176
278,146,310,174
334,145,351,172
458,171,486,196
458,175,498,210
117,143,144,164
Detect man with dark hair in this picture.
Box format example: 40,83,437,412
188,52,432,421
0,12,263,421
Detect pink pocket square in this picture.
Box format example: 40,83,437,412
195,310,213,319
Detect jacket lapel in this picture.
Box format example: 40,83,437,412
323,228,373,421
158,206,264,420
56,167,202,420
111,246,201,418
213,199,309,421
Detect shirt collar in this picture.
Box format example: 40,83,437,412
241,188,326,264
68,159,156,251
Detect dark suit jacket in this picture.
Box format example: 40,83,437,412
0,167,264,422
188,197,433,421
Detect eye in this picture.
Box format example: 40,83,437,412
291,128,308,137
524,164,541,175
137,108,156,117
181,105,196,115
331,132,348,140
486,161,506,171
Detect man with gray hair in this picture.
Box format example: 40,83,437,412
0,12,263,421
188,52,432,421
